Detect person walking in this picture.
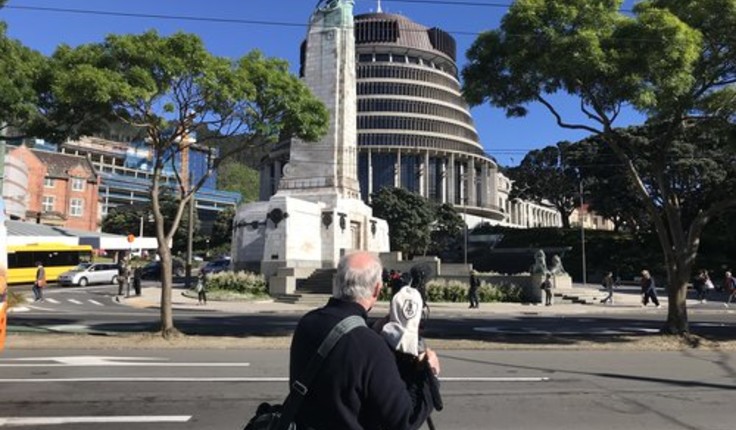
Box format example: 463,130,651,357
541,273,553,306
468,270,480,309
703,271,715,303
196,271,207,305
289,251,439,430
640,269,661,308
693,270,707,303
600,271,615,305
723,271,736,307
32,261,46,302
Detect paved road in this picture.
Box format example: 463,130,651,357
1,349,734,429
8,283,736,338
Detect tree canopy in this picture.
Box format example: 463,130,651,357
463,0,736,333
507,142,579,228
38,31,329,337
217,161,260,203
0,23,44,135
371,187,436,258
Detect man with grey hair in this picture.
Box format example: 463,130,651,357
289,251,440,430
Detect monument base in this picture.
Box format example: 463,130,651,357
232,193,389,295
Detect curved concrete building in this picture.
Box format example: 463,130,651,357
260,11,504,222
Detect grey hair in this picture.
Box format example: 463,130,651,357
333,252,382,301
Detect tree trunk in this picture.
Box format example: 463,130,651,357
663,279,690,334
560,212,571,229
158,244,176,338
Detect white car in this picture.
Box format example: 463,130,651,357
58,263,120,287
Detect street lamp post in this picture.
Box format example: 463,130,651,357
463,198,468,266
580,181,587,287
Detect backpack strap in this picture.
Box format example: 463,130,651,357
275,315,366,430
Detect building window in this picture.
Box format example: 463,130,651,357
42,196,54,212
44,178,54,188
70,198,84,217
72,178,85,191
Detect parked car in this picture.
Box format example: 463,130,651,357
200,258,231,275
58,263,120,287
140,259,185,280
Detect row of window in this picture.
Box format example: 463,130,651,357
357,64,460,91
358,99,473,125
42,196,85,217
357,116,479,141
357,82,468,109
356,52,457,76
358,133,486,157
44,177,87,191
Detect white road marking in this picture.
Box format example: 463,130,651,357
441,377,549,382
0,376,548,383
67,299,83,305
0,356,251,367
0,415,191,426
87,299,104,306
473,326,661,335
44,298,60,304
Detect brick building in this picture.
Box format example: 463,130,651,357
7,145,100,230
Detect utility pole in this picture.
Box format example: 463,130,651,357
181,129,193,289
186,183,194,288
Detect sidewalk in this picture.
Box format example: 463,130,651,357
121,284,716,317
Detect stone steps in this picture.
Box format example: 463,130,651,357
553,287,604,305
296,269,335,294
273,293,331,306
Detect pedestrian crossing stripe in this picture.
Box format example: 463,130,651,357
68,299,83,305
45,298,60,304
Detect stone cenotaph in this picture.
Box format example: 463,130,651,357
231,0,389,293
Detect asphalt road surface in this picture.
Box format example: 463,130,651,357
8,283,736,339
1,349,734,429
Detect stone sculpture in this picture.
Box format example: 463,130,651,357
530,249,548,275
549,254,567,275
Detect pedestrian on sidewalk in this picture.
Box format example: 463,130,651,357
541,273,553,306
724,271,736,307
196,271,207,305
693,269,709,303
600,271,615,305
468,270,480,309
640,270,661,308
32,261,46,302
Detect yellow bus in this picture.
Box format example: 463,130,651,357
7,243,94,284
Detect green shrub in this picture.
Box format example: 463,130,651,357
7,290,25,309
205,271,268,296
383,279,522,303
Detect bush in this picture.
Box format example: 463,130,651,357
6,290,26,309
382,279,522,303
205,271,268,297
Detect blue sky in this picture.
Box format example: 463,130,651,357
1,0,643,167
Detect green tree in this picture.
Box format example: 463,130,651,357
567,135,647,232
507,142,579,228
429,203,465,257
100,192,200,255
463,0,736,333
39,31,328,338
211,206,236,252
217,161,259,203
370,187,436,258
0,23,44,136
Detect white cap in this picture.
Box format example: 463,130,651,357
381,286,423,356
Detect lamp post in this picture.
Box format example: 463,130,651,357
580,180,587,287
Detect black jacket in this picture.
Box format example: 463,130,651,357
289,298,432,430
